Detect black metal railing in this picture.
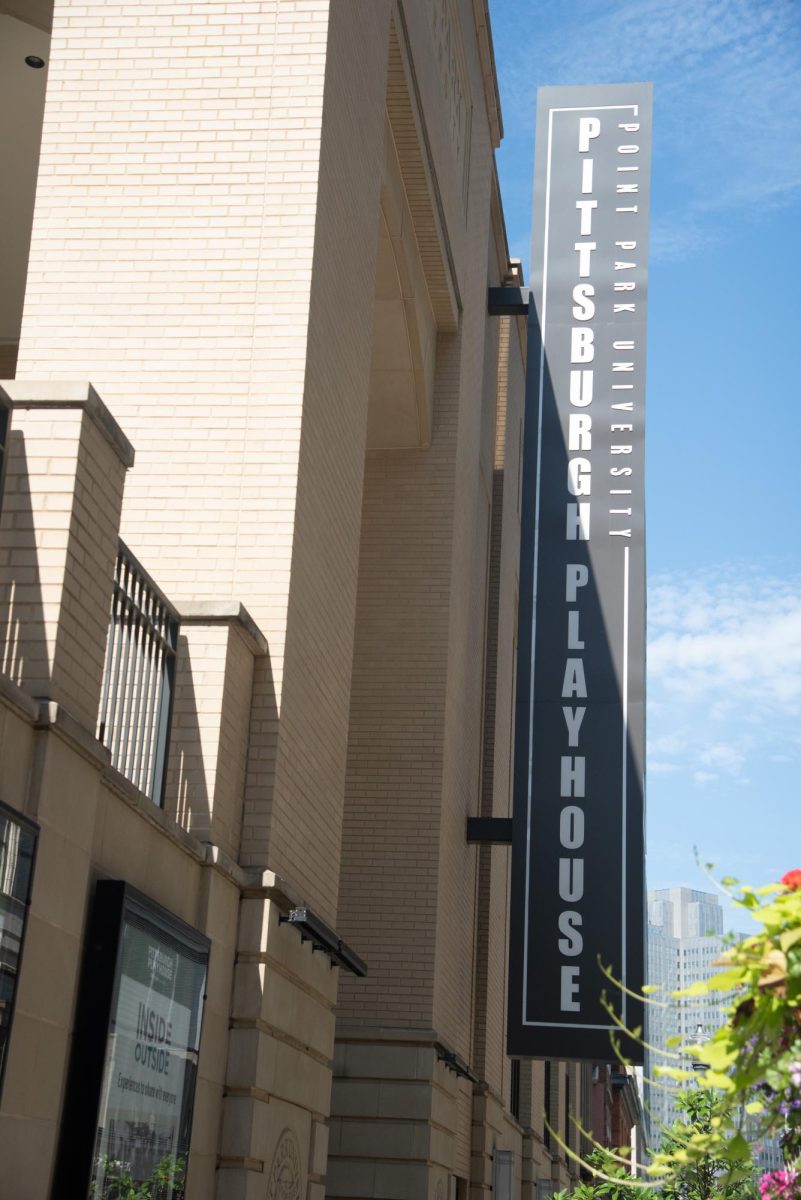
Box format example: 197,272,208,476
98,542,179,806
0,394,10,517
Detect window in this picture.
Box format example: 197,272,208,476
0,394,9,516
492,1150,514,1200
0,803,37,1096
510,1057,521,1121
54,882,209,1200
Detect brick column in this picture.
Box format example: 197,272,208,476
164,602,266,862
0,381,133,730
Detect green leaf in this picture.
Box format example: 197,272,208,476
704,967,747,992
700,1069,735,1091
689,1039,737,1072
725,1132,751,1161
744,1100,763,1114
780,926,801,953
674,978,713,996
654,1065,696,1083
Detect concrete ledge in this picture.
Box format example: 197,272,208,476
27,695,250,892
180,600,269,657
217,1157,264,1173
202,841,251,888
34,698,111,769
335,1024,455,1046
241,868,304,910
473,0,503,147
104,764,245,875
0,379,135,469
103,768,252,892
0,672,40,722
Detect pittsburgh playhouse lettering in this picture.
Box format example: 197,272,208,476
558,112,643,1013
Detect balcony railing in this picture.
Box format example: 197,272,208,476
98,542,179,806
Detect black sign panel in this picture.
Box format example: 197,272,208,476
508,83,651,1062
53,881,209,1200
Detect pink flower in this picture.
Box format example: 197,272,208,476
760,1169,800,1200
781,870,801,890
790,1061,801,1088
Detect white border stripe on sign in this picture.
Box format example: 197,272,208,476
523,103,638,1031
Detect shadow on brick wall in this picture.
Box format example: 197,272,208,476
0,430,49,693
165,632,211,842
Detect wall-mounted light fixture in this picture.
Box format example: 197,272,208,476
279,906,367,976
436,1044,481,1085
25,56,46,69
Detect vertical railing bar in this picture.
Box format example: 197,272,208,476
147,600,166,802
141,597,164,799
150,609,177,807
99,553,125,744
110,559,136,768
133,590,157,790
104,556,129,757
142,590,165,796
98,540,179,805
122,568,146,777
113,559,136,773
98,569,123,743
147,641,164,800
117,568,136,775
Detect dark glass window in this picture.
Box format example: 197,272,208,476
510,1057,521,1120
53,881,209,1200
0,804,37,1094
0,395,9,516
543,1059,552,1149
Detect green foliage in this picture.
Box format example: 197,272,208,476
90,1154,186,1200
552,872,801,1198
570,1148,643,1200
552,1092,758,1200
655,1090,758,1200
649,875,801,1175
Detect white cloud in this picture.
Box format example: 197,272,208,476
648,567,801,710
649,761,679,776
697,742,747,775
646,565,801,780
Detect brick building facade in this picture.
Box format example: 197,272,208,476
0,2,617,1196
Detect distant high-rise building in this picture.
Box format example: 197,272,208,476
645,888,725,1146
645,887,781,1171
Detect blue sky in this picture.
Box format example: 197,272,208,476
488,0,801,931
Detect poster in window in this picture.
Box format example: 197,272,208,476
53,882,209,1200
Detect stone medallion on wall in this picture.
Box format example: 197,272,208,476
267,1129,302,1200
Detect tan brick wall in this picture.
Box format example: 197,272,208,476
16,1,394,923
166,613,259,860
18,0,328,675
0,387,130,728
471,299,526,1116
254,0,392,919
0,3,588,1196
333,4,528,1193
0,683,241,1200
17,2,335,872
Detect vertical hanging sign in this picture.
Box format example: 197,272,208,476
508,83,651,1062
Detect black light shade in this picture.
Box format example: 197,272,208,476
25,55,46,68
280,906,367,976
